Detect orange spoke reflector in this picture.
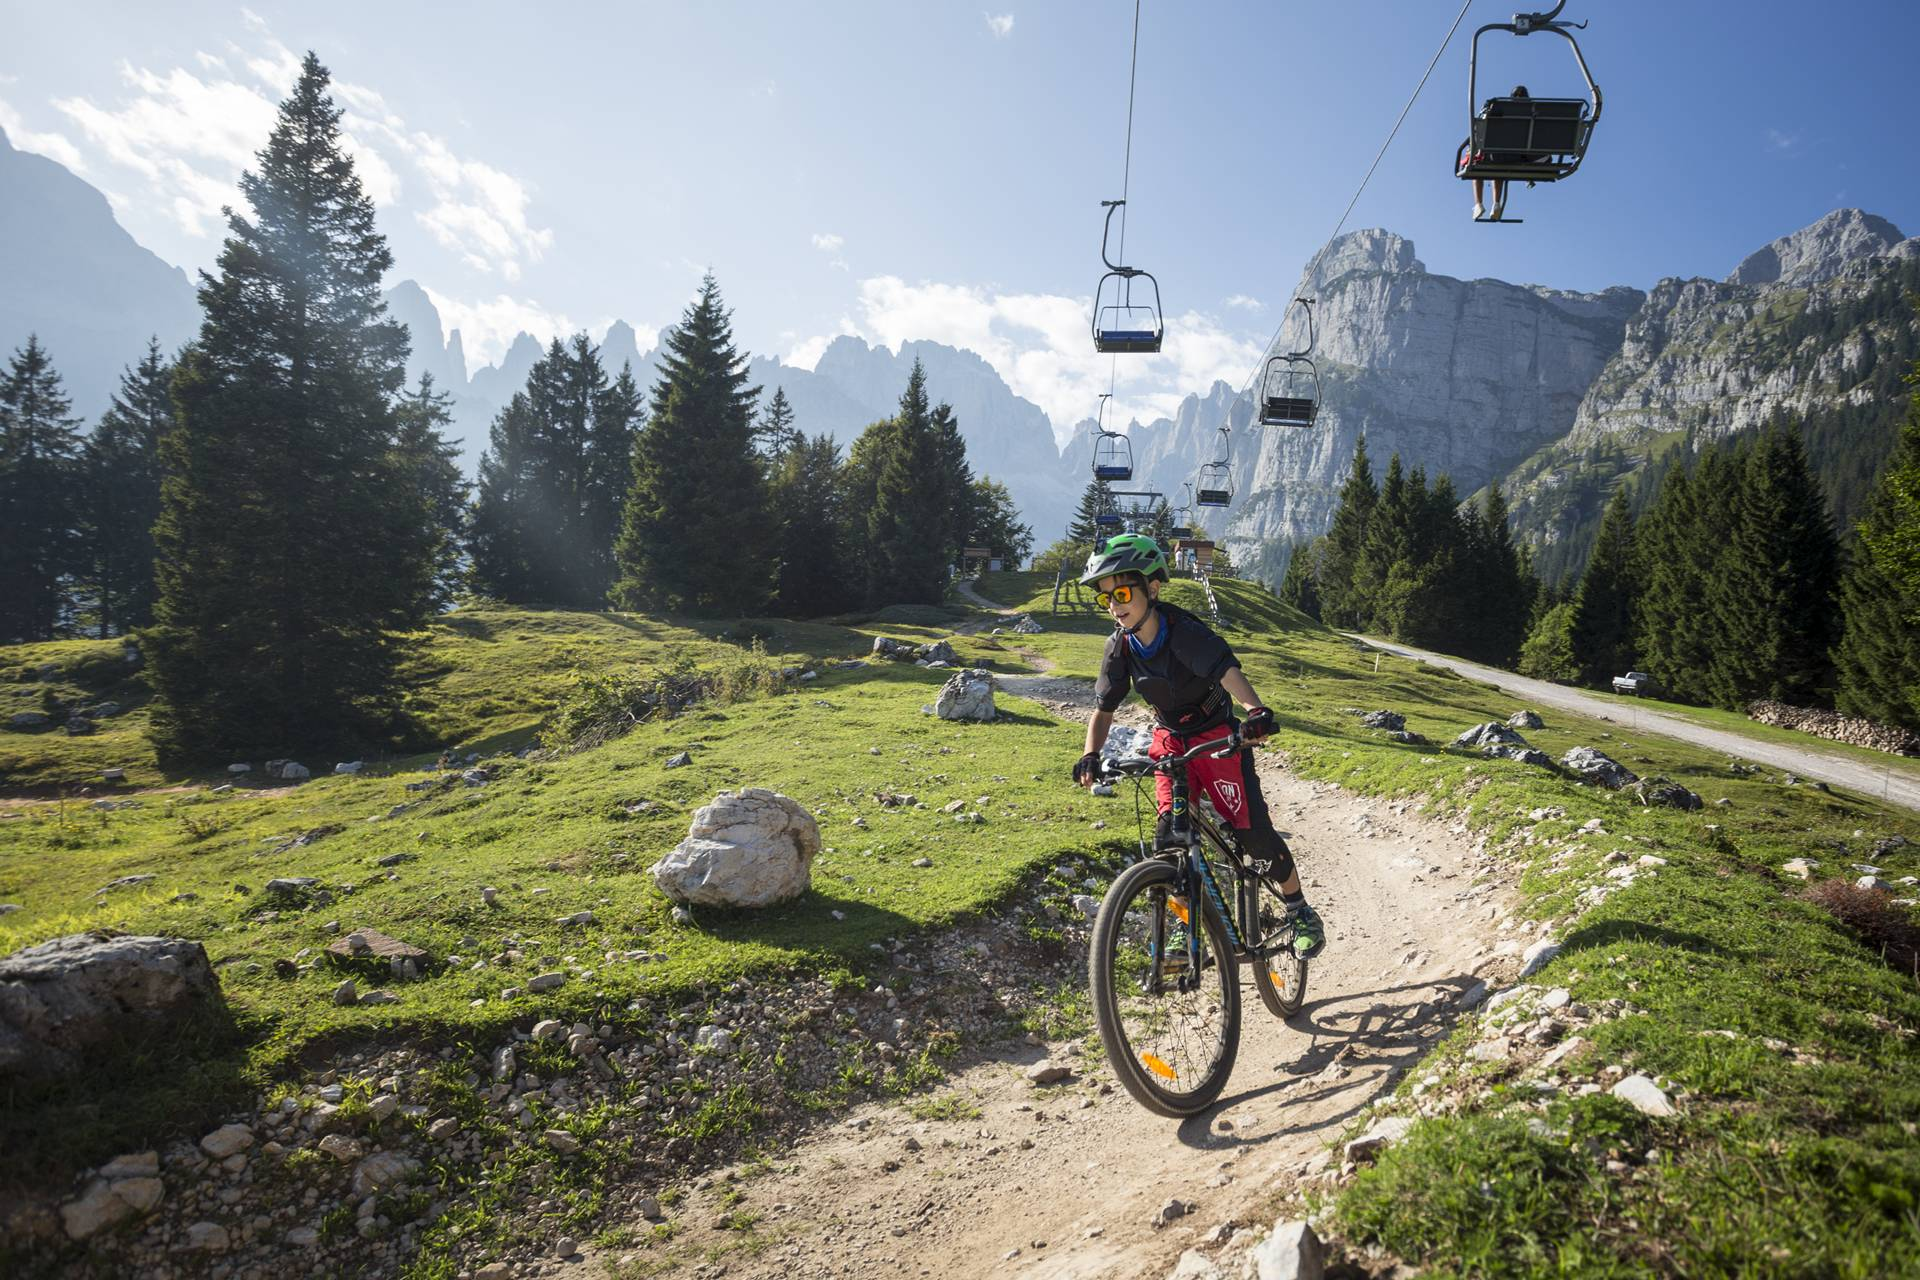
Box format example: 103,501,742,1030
1140,1052,1177,1080
1169,897,1190,924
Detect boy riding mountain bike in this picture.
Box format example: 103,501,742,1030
1070,533,1325,959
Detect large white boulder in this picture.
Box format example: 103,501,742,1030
0,934,220,1077
652,789,820,908
934,668,996,721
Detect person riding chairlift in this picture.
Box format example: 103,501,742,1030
1471,84,1536,222
1071,533,1326,959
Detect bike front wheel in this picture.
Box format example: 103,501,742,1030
1246,874,1308,1019
1088,857,1241,1117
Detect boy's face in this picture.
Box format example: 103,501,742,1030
1095,573,1156,629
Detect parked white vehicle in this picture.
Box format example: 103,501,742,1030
1612,671,1652,696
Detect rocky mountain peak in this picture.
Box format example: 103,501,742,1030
1726,209,1907,287
1305,229,1425,291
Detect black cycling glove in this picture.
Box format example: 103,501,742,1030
1243,707,1276,740
1072,751,1103,786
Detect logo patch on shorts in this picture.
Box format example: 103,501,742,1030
1211,780,1244,819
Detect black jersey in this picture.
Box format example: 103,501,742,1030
1094,603,1239,734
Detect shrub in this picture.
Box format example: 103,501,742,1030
1800,879,1920,978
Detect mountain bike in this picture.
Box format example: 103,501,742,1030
1087,730,1309,1117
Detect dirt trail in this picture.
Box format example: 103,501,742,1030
605,675,1515,1280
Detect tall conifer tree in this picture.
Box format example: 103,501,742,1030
1066,476,1116,545
612,275,771,615
1569,487,1639,685
0,336,86,642
83,339,172,636
1317,435,1377,627
145,53,433,759
394,373,471,611
769,433,852,615
1834,373,1920,730
862,362,950,605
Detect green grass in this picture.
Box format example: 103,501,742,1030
7,577,1920,1278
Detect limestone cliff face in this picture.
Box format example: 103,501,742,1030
1497,210,1919,582
1216,229,1643,570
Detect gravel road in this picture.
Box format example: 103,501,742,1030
1350,635,1920,815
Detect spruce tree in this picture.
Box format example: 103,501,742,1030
1347,452,1407,632
612,275,771,615
862,362,951,605
83,339,172,636
967,478,1034,567
1708,426,1841,706
0,336,86,642
145,53,433,760
1631,463,1698,696
755,386,800,456
1279,540,1322,620
769,432,851,615
469,391,540,602
1469,482,1533,666
1317,435,1377,627
928,397,976,568
1569,487,1639,686
1834,374,1920,730
394,374,471,611
1065,475,1116,544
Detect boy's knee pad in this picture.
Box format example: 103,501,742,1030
1242,830,1295,883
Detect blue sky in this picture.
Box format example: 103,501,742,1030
3,1,1915,436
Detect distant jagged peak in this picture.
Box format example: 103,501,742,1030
1726,208,1908,287
1304,229,1425,290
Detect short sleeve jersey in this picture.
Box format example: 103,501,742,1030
1094,603,1239,734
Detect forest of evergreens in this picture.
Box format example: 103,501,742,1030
0,55,1030,761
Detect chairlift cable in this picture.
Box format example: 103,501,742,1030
1107,0,1145,408
1218,0,1477,430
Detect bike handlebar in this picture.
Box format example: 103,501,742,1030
1097,730,1246,781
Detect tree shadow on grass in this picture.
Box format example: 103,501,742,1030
1559,918,1732,959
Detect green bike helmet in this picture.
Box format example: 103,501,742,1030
1080,532,1170,587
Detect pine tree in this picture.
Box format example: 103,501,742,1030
469,391,540,602
769,432,852,615
862,362,950,606
1278,540,1322,619
394,374,471,611
755,386,800,457
0,336,87,642
1517,601,1579,681
1065,475,1116,545
966,477,1033,567
1348,453,1408,632
1708,426,1841,706
928,397,976,569
82,339,172,636
1317,435,1377,627
1569,487,1639,686
1468,482,1533,666
612,275,772,615
1834,372,1920,730
145,53,433,760
1631,463,1698,696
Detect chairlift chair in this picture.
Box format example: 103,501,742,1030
1109,489,1165,533
1090,394,1133,480
1091,200,1165,354
1194,429,1234,507
1454,2,1602,189
1260,297,1321,428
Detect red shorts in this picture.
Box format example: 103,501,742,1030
1150,723,1254,830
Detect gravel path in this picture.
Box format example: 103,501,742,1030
604,675,1519,1278
1350,635,1920,816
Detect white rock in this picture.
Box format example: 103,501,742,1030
528,972,567,992
1166,1249,1226,1279
652,788,820,908
545,1128,582,1155
199,1124,254,1159
1781,858,1819,880
61,1180,133,1240
99,1151,160,1179
532,1019,564,1040
317,1134,363,1162
933,668,997,721
1610,1073,1676,1117
1249,1219,1325,1280
1856,875,1893,891
1026,1060,1072,1085
350,1151,419,1198
334,761,364,775
1519,940,1562,979
183,1220,231,1251
1344,1116,1414,1163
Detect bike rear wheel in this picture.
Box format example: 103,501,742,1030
1246,874,1308,1019
1089,857,1241,1117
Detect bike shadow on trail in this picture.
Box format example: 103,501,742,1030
1172,972,1477,1152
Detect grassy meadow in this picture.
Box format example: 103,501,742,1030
3,574,1918,1276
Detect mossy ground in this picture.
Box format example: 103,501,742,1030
4,578,1918,1277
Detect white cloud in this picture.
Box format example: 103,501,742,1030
811,232,845,252
1766,127,1805,154
36,14,548,279
985,13,1015,38
797,275,1264,443
420,286,575,374
0,96,88,172
1224,294,1264,311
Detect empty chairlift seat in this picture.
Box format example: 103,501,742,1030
1194,461,1233,508
1092,429,1133,481
1091,199,1165,354
1259,298,1321,428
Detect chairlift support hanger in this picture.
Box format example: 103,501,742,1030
1456,0,1602,188
1259,297,1321,429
